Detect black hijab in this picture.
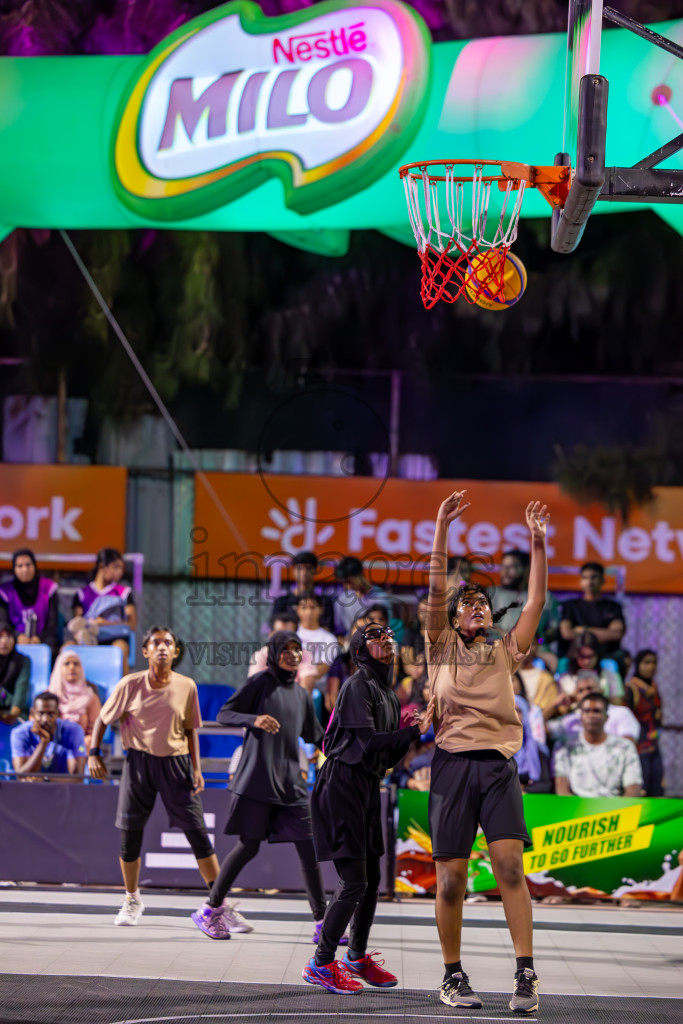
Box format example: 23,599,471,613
0,622,25,694
266,629,302,686
11,549,40,607
350,627,393,688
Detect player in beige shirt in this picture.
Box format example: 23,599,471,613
426,491,549,1015
88,625,219,926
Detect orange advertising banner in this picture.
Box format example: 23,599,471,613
0,465,127,563
194,473,683,594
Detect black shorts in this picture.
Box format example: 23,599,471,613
311,758,384,863
428,746,531,860
115,749,207,833
222,791,314,844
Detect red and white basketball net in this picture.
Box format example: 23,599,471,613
402,163,526,309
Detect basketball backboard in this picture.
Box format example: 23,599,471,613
551,1,683,253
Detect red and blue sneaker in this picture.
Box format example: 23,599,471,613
302,957,363,994
343,950,398,987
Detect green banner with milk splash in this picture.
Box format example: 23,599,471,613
396,790,683,902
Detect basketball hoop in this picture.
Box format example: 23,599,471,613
399,160,570,309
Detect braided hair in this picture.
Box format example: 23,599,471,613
447,583,521,640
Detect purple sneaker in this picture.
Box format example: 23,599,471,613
191,902,231,939
312,920,348,945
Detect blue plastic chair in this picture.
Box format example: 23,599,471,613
15,643,52,702
197,684,240,759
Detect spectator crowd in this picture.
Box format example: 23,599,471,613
0,546,667,802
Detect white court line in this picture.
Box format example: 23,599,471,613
29,971,683,998
109,1016,535,1024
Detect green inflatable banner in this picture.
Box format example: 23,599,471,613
1,1,682,252
396,789,683,902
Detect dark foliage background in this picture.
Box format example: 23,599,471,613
1,0,683,504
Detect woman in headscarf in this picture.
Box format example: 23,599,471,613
0,622,31,725
192,630,328,941
0,549,59,656
69,548,137,673
304,623,434,994
49,649,101,749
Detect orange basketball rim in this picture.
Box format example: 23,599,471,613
399,159,570,309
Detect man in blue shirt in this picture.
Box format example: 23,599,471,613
11,691,86,777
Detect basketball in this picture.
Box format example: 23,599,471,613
465,251,527,311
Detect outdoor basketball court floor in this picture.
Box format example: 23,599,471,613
0,889,681,1024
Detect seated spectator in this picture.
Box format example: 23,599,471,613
396,734,435,791
248,611,314,682
558,562,625,662
69,548,137,674
333,555,390,636
11,691,86,777
49,649,101,750
548,673,640,745
558,630,624,702
553,692,642,797
516,641,558,717
271,551,335,633
0,623,31,726
0,549,59,657
325,612,373,709
295,594,339,707
394,672,427,728
492,549,559,641
625,649,664,796
512,672,552,792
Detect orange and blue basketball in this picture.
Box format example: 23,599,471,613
465,251,527,311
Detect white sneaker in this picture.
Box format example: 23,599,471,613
223,901,253,933
114,893,145,926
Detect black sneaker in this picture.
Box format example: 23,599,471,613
439,971,483,1008
509,968,539,1013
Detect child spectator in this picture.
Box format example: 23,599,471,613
49,649,101,750
295,594,339,710
558,630,624,702
69,548,137,674
0,549,59,657
0,623,31,725
11,691,86,777
325,612,373,710
271,551,335,633
625,649,664,796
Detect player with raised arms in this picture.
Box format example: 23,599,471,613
426,491,549,1014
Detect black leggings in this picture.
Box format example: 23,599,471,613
208,837,326,921
315,855,381,965
119,827,213,863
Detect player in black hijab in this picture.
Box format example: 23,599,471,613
303,623,435,993
192,630,328,939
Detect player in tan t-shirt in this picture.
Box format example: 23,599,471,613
426,491,549,1015
88,625,219,927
